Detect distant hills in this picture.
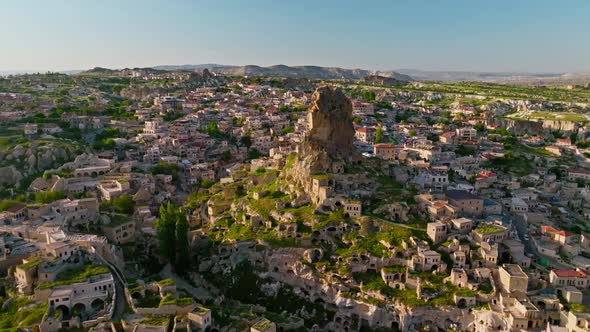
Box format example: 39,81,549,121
396,69,590,85
3,64,590,86
152,64,590,85
152,64,413,81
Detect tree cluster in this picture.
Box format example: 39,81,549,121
156,202,190,274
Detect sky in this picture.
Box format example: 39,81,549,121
1,0,590,73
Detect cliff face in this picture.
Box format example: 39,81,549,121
305,86,355,159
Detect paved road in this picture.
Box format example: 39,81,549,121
111,268,126,320
511,214,572,270
96,254,127,320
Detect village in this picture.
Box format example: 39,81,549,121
1,68,590,332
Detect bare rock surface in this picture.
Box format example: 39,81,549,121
305,86,355,159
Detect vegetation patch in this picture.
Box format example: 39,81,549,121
38,264,110,289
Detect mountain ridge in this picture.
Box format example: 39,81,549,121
152,64,413,81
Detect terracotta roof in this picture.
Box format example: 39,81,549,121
541,225,574,237
552,269,589,278
476,170,497,180
433,201,447,208
356,127,376,133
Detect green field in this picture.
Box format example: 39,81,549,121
506,111,589,122
340,81,590,103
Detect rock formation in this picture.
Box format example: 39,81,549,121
305,86,355,159
0,166,23,186
283,86,358,205
361,75,408,86
0,141,80,187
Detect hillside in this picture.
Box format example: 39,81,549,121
153,64,413,81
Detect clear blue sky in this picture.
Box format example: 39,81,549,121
1,0,589,72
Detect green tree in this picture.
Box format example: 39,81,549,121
240,135,252,148
426,132,439,142
206,121,221,136
150,161,180,182
175,210,190,275
456,145,476,156
221,150,231,161
282,126,295,135
362,90,376,102
474,123,486,133
112,194,135,214
375,126,383,144
156,202,177,265
248,148,263,159
34,190,65,204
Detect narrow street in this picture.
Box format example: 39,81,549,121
96,254,128,320
511,214,573,270
111,267,126,320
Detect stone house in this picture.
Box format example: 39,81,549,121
343,200,361,218
451,217,473,233
251,318,276,332
355,127,376,144
98,180,130,201
427,222,447,244
414,249,443,272
446,190,483,217
549,269,590,289
373,143,397,160
380,266,406,288
472,223,508,243
448,268,469,288
498,264,528,294
427,201,456,219
188,305,212,331
14,257,43,294
102,219,135,245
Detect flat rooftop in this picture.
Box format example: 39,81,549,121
502,264,527,278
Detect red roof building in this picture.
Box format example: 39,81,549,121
549,268,590,288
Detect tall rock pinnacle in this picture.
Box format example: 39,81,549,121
306,86,355,158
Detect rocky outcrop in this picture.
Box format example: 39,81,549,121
305,86,355,158
361,75,409,86
0,142,79,187
0,166,23,186
283,86,359,205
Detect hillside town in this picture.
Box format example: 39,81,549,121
1,67,590,332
